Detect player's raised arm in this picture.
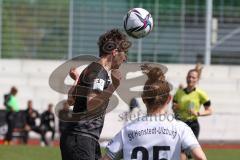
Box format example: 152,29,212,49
67,67,80,106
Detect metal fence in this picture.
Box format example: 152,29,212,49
1,0,240,64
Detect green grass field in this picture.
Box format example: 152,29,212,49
1,145,240,160
0,145,61,160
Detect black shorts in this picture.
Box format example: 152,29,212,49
184,119,200,139
60,133,101,160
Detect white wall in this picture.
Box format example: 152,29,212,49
1,59,240,141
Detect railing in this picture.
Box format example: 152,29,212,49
0,0,240,64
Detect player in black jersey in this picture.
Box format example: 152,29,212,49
23,100,46,145
60,28,131,160
40,103,55,146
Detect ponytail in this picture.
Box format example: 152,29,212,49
141,64,172,106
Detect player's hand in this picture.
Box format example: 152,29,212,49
188,109,198,116
111,69,121,88
172,103,180,111
69,67,79,80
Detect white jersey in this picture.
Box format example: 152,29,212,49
106,115,199,160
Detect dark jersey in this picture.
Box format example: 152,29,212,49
41,111,55,128
25,109,39,127
67,62,110,140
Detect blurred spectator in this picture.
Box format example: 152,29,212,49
3,86,19,145
129,97,139,112
23,100,47,145
40,103,55,146
123,98,143,123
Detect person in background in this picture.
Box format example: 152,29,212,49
129,97,140,113
3,86,20,145
23,100,47,145
172,63,213,160
123,97,142,123
40,103,55,146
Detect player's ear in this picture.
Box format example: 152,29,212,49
166,95,172,105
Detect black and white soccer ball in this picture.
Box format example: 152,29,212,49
124,8,153,39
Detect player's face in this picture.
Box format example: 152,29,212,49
112,50,127,69
28,101,33,109
186,71,199,88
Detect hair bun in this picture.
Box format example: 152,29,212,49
190,63,203,79
141,64,165,82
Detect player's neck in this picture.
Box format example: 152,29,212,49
98,57,111,71
186,86,196,92
147,106,166,115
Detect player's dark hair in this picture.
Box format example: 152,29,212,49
48,103,53,109
10,86,18,95
141,64,172,108
98,28,131,57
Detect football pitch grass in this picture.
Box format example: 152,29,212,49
1,145,240,160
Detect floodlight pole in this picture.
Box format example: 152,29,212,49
68,0,73,59
137,3,143,63
137,38,142,63
205,0,212,65
180,0,186,63
153,0,159,63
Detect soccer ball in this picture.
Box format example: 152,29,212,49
123,8,153,39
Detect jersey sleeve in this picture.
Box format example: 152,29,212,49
105,131,123,160
92,78,105,91
181,123,200,152
198,89,209,105
83,65,108,92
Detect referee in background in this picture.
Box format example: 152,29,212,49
172,64,213,160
